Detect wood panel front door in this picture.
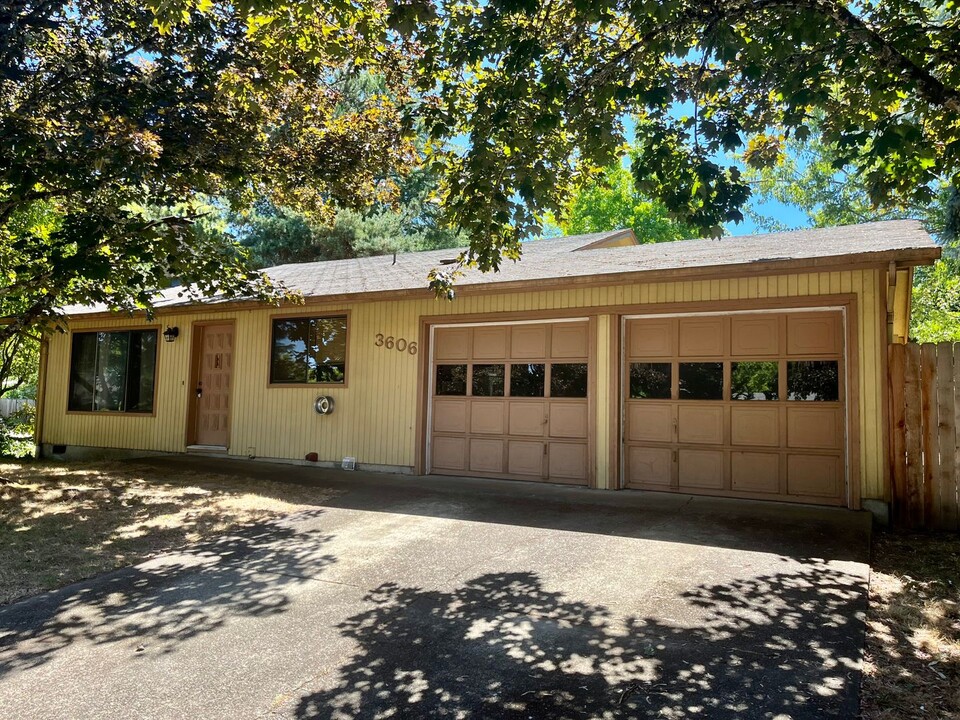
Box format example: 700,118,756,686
193,324,234,447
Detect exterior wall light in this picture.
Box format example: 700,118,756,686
162,326,180,343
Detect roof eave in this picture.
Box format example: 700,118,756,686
58,245,940,321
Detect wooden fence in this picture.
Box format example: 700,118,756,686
888,342,960,530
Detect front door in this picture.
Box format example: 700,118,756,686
194,324,234,447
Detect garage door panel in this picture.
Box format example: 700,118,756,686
730,406,780,447
679,318,725,357
787,454,842,498
678,449,724,489
552,323,588,358
787,314,841,355
629,319,674,358
433,399,467,433
473,327,507,360
731,316,780,357
627,447,673,487
624,310,846,507
470,401,504,435
508,441,544,477
678,406,724,445
627,403,673,443
787,406,843,449
511,326,547,359
731,452,780,493
433,436,466,471
549,402,588,439
435,328,470,361
470,439,504,474
509,402,547,436
548,443,587,481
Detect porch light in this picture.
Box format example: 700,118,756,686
162,326,180,343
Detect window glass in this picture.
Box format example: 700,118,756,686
678,362,723,400
731,361,779,400
436,364,467,395
550,363,588,398
270,316,347,384
510,363,545,397
127,331,158,412
68,330,158,412
787,360,840,401
472,364,505,396
629,362,672,399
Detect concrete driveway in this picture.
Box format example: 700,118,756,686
0,457,870,719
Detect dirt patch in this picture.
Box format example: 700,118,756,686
862,532,960,720
0,460,337,605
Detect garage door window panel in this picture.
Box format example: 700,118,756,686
511,363,546,397
436,364,468,395
787,360,840,401
678,362,724,400
472,364,505,397
731,361,779,400
550,363,588,398
629,362,672,399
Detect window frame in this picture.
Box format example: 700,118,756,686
267,312,351,388
66,326,161,416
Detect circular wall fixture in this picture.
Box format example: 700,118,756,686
314,396,335,415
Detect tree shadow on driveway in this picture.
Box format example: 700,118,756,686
0,510,336,678
294,562,866,719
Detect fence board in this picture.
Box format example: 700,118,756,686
920,343,939,528
944,343,960,530
902,343,924,528
935,344,956,530
888,344,908,526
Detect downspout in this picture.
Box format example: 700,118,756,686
34,334,49,459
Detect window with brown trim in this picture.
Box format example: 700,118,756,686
270,316,347,384
68,330,158,412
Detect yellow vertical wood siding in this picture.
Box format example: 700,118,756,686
42,268,889,499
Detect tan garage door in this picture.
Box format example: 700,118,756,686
429,320,591,484
623,311,847,505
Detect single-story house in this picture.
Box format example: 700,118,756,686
35,219,940,517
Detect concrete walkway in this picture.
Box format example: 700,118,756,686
0,457,871,719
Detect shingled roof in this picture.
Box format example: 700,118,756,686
65,220,939,315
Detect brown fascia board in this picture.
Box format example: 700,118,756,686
60,245,942,321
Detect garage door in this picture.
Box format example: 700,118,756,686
429,320,591,484
623,311,847,505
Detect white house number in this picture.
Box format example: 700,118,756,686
374,333,418,355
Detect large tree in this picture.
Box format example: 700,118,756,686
0,0,413,341
745,125,960,342
545,163,697,243
391,0,960,290
231,165,464,269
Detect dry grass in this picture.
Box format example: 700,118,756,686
862,532,960,720
0,460,337,605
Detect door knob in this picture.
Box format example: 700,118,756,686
196,384,203,398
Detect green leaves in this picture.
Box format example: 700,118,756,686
396,0,960,267
0,1,415,341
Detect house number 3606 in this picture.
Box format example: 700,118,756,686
374,333,418,355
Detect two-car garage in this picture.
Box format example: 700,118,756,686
427,308,850,506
